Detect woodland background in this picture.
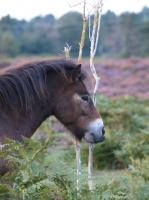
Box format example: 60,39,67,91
0,6,149,58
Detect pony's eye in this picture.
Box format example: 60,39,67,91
81,95,89,102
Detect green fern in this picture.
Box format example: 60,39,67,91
0,137,132,200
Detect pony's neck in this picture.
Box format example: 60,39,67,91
0,99,52,142
0,71,61,143
22,102,52,138
15,71,60,140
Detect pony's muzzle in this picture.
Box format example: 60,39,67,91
83,119,105,143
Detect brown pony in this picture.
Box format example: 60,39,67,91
0,58,105,176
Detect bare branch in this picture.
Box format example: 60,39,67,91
78,0,88,64
62,43,72,59
88,143,94,190
89,14,91,40
93,1,103,56
75,141,81,192
88,0,103,191
67,0,84,8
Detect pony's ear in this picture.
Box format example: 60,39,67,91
71,64,82,82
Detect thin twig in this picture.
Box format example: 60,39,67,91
62,43,72,59
93,1,102,56
68,0,84,8
88,0,103,191
89,14,91,40
88,143,94,191
75,141,81,192
78,0,88,64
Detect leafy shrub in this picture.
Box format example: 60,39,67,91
1,120,149,198
0,138,131,200
80,95,149,169
127,157,149,200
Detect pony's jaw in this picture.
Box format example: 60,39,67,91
83,119,105,143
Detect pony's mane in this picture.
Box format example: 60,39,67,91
0,58,86,114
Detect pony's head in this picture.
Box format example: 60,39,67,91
52,63,105,143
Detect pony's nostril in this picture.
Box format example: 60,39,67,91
102,127,105,135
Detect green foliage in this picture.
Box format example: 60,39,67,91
0,138,149,200
0,137,132,199
1,7,149,57
78,95,149,169
56,12,83,57
126,157,149,199
81,132,122,170
0,31,19,56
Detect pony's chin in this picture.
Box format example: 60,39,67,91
83,135,105,144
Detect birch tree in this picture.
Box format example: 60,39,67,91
64,0,104,191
